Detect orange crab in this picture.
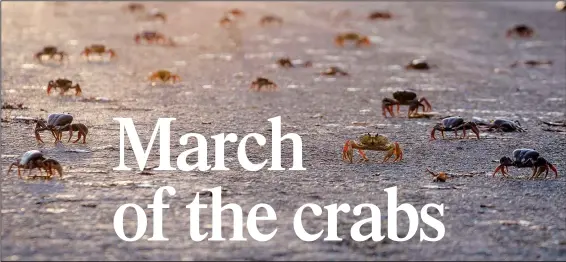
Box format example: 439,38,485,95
335,32,371,47
342,133,403,163
148,70,181,84
80,44,116,60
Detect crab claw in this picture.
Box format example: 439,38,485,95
357,37,371,47
47,81,54,95
108,49,117,58
470,123,481,139
134,34,141,44
548,163,558,178
392,142,403,162
44,159,63,178
171,75,181,83
492,164,509,177
430,128,437,141
342,140,354,163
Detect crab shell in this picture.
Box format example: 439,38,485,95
47,113,73,128
19,150,45,166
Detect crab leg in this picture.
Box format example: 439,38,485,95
419,97,432,112
342,140,354,163
492,164,508,177
392,142,403,162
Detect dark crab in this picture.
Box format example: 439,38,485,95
493,149,558,179
134,31,174,46
381,90,432,117
47,78,82,96
473,118,526,132
81,44,116,60
124,2,145,13
259,15,283,26
430,116,481,140
405,58,433,70
368,11,392,20
506,24,534,38
321,66,349,76
6,150,63,178
250,77,278,91
277,57,312,68
35,46,68,63
34,113,75,144
510,60,553,68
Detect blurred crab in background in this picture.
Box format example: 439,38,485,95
35,46,67,63
276,57,312,68
510,60,553,68
259,15,284,26
142,9,167,22
123,2,145,13
134,31,175,46
381,90,432,117
335,32,371,47
342,133,403,163
368,11,393,20
430,116,481,140
81,44,116,60
6,150,63,178
148,70,181,84
493,149,558,179
250,77,278,91
472,117,526,132
405,58,434,70
47,79,82,96
320,66,349,76
506,24,534,38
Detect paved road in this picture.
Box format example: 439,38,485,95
1,1,565,261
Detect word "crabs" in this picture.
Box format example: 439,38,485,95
7,150,63,178
47,79,82,96
493,149,558,179
342,133,403,163
430,116,480,140
381,90,432,118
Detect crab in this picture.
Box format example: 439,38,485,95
148,70,181,84
219,15,236,27
405,58,433,70
381,90,432,117
510,60,553,68
321,66,349,76
473,118,526,132
368,11,393,20
134,31,174,46
493,149,558,179
124,2,145,13
426,168,448,182
6,150,63,178
506,24,534,38
259,15,284,26
35,46,68,63
342,133,403,163
80,44,117,60
277,57,312,68
430,116,481,140
250,77,278,91
34,113,74,144
226,8,245,17
335,32,371,47
47,79,82,96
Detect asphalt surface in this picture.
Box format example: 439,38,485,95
1,1,566,261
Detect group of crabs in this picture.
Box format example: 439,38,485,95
337,21,560,182
6,4,561,182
